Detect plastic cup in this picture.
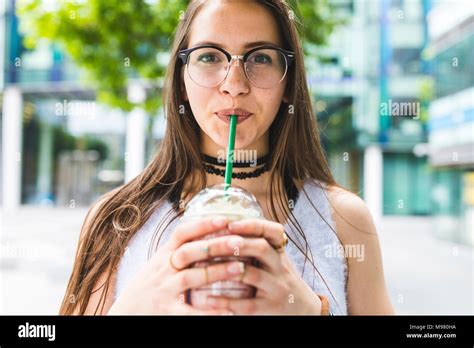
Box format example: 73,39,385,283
182,183,264,309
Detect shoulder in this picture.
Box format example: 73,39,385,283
326,185,375,227
298,179,376,239
302,180,374,228
324,184,378,243
82,187,121,231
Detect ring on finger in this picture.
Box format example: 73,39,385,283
239,263,247,282
276,232,289,253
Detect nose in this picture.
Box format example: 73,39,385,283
218,58,250,97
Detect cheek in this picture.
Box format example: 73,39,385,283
184,79,229,144
184,77,212,121
258,88,285,123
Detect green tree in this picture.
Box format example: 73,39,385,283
18,0,339,114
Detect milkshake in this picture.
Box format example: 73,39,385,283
183,183,264,309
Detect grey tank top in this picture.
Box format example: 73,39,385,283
115,179,348,314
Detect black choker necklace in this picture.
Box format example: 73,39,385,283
202,153,271,168
202,153,271,179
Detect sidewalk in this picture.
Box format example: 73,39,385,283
1,208,472,314
378,216,473,315
1,207,87,314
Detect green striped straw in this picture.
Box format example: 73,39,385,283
224,114,238,192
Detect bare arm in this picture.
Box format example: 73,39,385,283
328,187,395,315
76,268,117,315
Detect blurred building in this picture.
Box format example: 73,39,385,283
312,0,432,221
2,0,98,209
426,0,473,245
1,0,164,210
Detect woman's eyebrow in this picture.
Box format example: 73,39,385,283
191,40,279,49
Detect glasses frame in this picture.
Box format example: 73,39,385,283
178,45,295,88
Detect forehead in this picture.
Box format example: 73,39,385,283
187,0,283,50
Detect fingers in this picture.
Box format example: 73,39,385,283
228,264,277,297
168,261,246,293
205,296,267,315
183,305,234,316
169,217,229,249
170,234,248,270
171,235,280,273
170,239,212,270
228,219,287,250
224,237,281,272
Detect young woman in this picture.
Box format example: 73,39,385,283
60,0,394,315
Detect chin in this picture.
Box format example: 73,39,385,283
234,138,253,149
209,135,250,150
205,121,258,149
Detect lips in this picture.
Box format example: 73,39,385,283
216,108,252,116
215,113,252,124
215,108,253,124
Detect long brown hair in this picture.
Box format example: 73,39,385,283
60,0,344,315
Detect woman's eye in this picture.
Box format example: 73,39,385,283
249,54,272,65
197,53,221,64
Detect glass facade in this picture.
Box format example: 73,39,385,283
432,34,474,99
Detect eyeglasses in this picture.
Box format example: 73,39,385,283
178,45,295,89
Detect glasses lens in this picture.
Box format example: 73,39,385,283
187,47,228,87
245,49,288,88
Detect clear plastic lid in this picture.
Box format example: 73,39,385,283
183,184,264,220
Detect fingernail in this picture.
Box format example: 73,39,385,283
222,311,235,316
212,217,227,227
227,236,243,249
227,262,245,274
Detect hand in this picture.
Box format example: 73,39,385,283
198,219,324,315
108,217,241,315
